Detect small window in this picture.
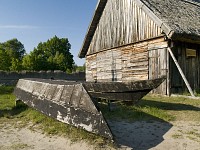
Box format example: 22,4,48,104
186,48,196,57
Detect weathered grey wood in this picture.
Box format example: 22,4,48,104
14,78,113,139
167,47,195,97
81,0,200,96
79,0,107,58
87,0,162,55
166,46,170,96
169,41,200,94
14,76,166,139
84,77,166,102
147,37,169,95
88,90,150,102
84,77,165,93
86,36,167,83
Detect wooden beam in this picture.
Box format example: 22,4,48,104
167,47,195,97
166,47,170,96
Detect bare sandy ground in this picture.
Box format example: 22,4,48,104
1,121,200,150
109,121,200,150
0,123,95,150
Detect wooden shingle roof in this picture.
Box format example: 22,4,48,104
142,0,200,42
79,0,200,58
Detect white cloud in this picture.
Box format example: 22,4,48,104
0,25,39,29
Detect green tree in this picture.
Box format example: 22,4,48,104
23,36,74,72
0,49,10,71
53,52,66,71
10,58,22,71
73,64,86,72
2,38,25,61
0,38,25,71
22,54,34,70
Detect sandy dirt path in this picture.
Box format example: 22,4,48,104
1,121,200,150
109,121,200,150
0,123,94,150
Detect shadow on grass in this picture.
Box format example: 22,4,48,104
99,96,200,149
0,86,15,95
98,103,172,150
108,118,172,150
139,99,200,111
0,101,28,118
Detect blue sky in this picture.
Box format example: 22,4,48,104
0,0,98,66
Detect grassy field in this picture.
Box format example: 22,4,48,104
0,85,200,145
0,86,105,146
101,94,200,122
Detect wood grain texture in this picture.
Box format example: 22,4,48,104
87,0,162,55
86,37,167,84
170,42,200,94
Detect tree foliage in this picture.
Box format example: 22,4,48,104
10,58,22,71
0,39,25,71
3,38,25,60
0,49,10,71
73,64,86,72
22,36,74,72
0,36,75,72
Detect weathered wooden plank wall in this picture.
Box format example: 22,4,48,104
86,37,168,84
87,0,162,55
86,54,97,82
170,42,200,94
148,40,168,95
121,43,148,81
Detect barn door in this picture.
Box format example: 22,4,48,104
149,48,168,95
185,49,199,92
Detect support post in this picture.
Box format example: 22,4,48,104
167,47,195,97
166,48,170,96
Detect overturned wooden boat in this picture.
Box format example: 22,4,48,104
14,77,165,140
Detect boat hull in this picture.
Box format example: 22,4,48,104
14,79,113,139
14,77,165,139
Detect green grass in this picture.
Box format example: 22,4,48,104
1,85,200,147
18,107,103,142
0,86,19,118
99,101,174,122
10,143,33,150
0,86,14,95
0,143,33,150
142,95,200,121
100,94,200,122
0,86,107,147
172,133,183,139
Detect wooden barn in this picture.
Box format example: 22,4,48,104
79,0,200,96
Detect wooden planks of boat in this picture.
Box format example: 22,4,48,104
14,76,165,140
84,76,166,103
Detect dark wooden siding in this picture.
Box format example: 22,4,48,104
170,42,200,94
86,37,167,83
87,0,162,55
